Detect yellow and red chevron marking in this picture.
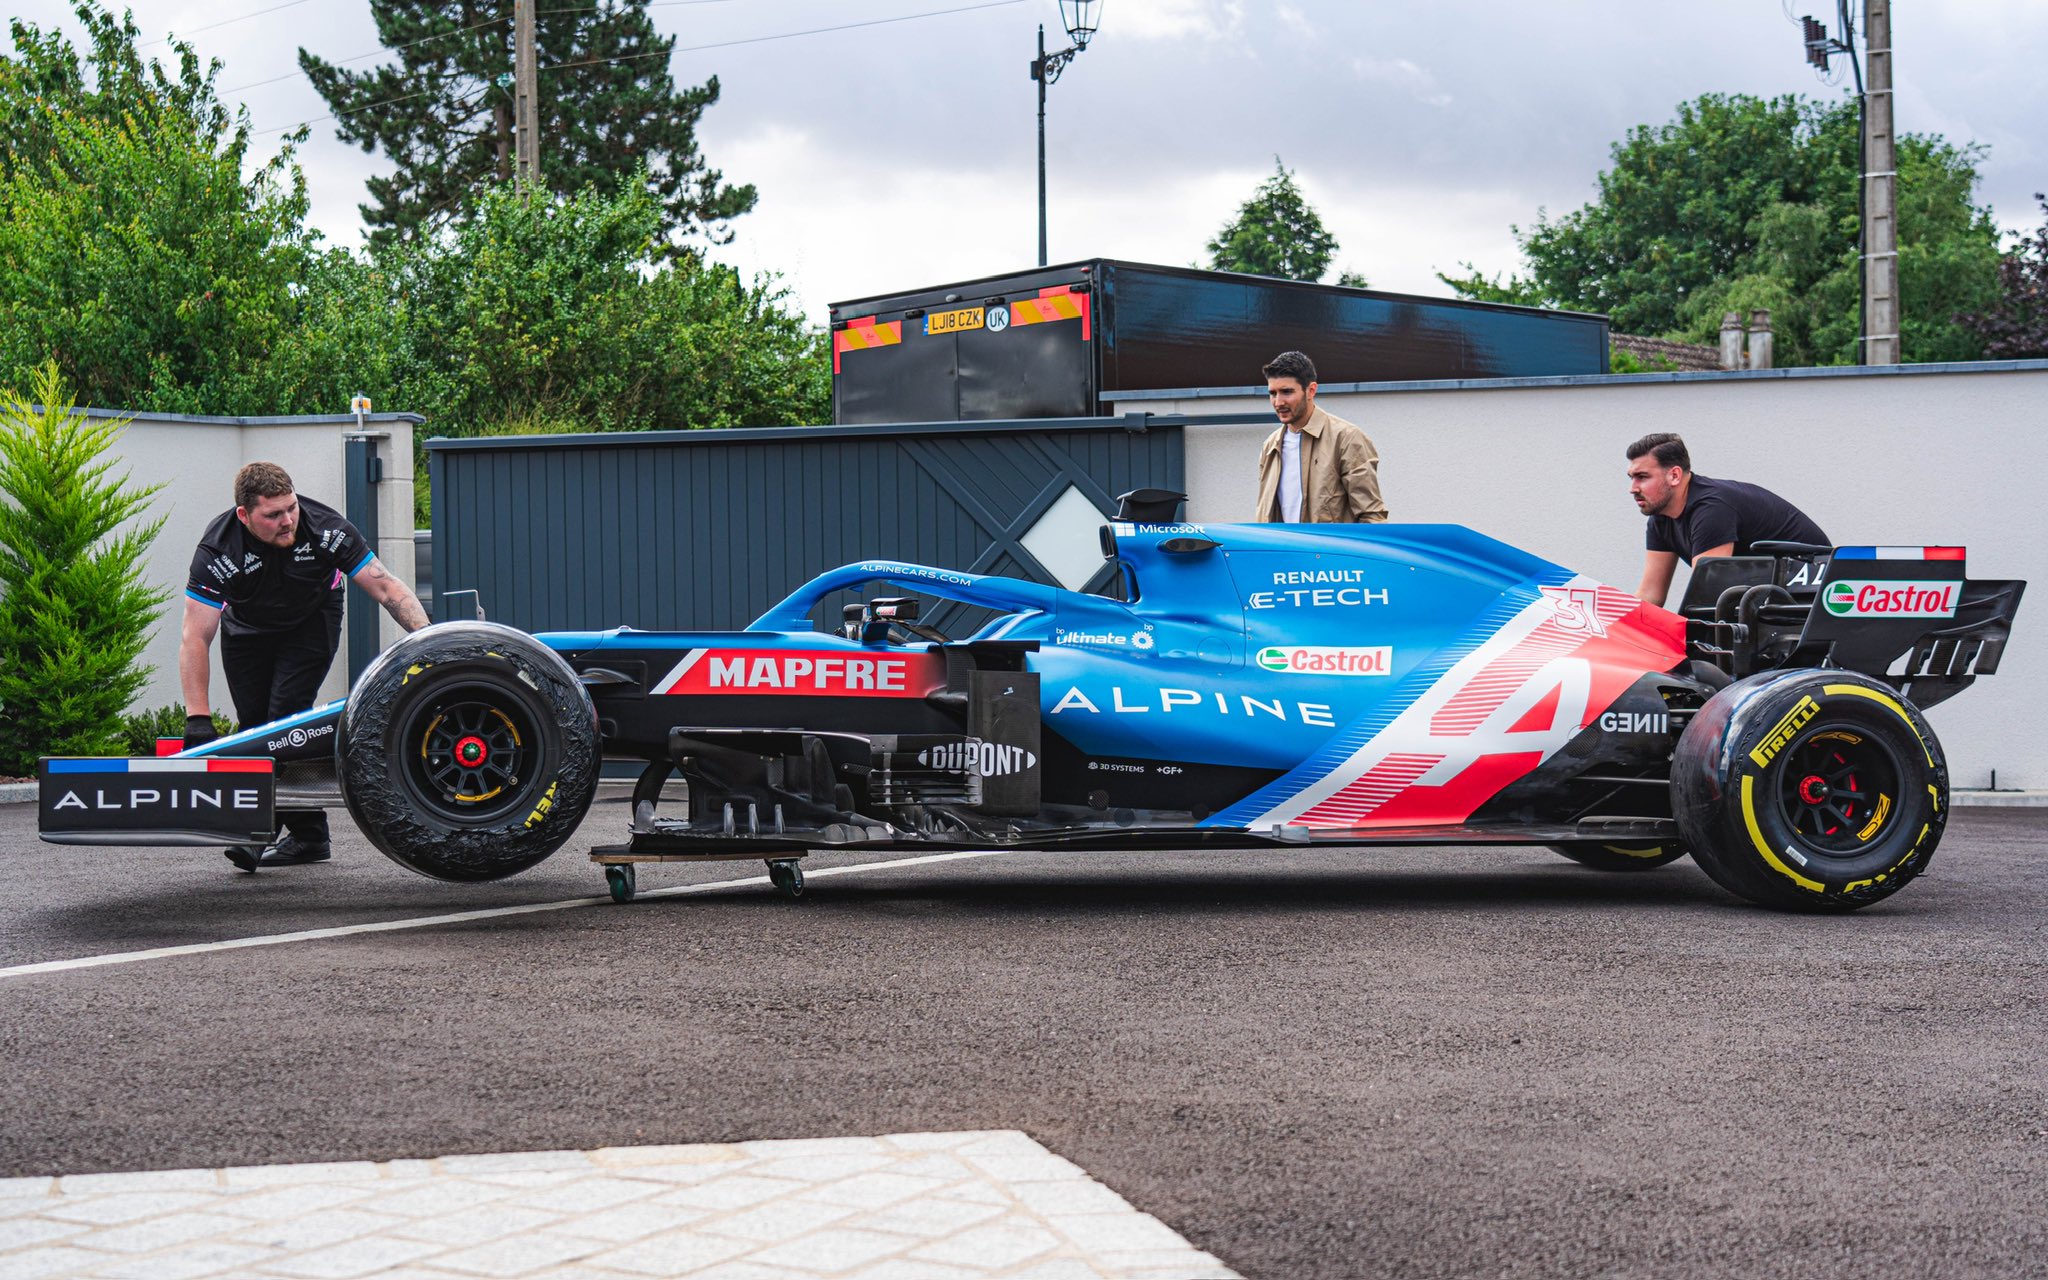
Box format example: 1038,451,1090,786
831,317,901,372
1008,285,1091,340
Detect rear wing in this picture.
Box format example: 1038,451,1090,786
1677,544,2024,707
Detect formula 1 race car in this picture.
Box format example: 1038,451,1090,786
40,492,2025,912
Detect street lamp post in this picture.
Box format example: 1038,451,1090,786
1031,1,1102,267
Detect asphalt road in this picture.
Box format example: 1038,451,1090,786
2,800,2044,1280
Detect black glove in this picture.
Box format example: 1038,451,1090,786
183,714,220,752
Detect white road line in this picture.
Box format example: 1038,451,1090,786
0,849,1008,980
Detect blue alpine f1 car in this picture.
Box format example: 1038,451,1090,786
40,492,2024,911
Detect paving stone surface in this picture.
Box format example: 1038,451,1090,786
0,1133,1237,1279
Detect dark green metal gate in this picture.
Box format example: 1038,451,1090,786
426,415,1202,635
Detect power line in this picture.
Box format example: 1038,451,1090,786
256,83,485,137
155,0,734,57
140,0,317,49
252,0,1026,138
224,0,777,97
222,1,744,94
548,0,1027,74
226,12,512,95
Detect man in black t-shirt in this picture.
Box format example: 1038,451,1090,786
1626,432,1829,608
181,461,429,871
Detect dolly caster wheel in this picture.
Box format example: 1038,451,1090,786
767,859,804,899
605,864,637,903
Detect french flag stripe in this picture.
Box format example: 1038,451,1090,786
1834,546,1966,561
205,759,275,773
47,759,124,773
44,758,273,774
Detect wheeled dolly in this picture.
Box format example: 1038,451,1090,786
587,760,821,903
767,859,804,898
588,850,810,904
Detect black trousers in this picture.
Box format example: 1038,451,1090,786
221,589,344,843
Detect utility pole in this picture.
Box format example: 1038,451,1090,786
1862,0,1898,364
514,0,539,188
1798,2,1897,365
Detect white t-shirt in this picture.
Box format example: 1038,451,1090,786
1279,428,1304,522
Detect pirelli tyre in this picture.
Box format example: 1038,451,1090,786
1671,670,1947,912
338,622,600,881
1548,841,1688,872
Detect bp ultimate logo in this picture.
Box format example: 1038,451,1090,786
1822,580,1959,618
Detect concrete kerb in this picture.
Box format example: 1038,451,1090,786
6,781,2044,807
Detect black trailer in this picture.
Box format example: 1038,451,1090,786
829,259,1609,425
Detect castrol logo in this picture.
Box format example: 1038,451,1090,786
1254,645,1393,676
1822,580,1958,619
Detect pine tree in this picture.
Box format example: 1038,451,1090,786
1206,157,1342,283
299,0,754,252
0,364,167,774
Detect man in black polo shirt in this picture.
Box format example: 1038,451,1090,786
1627,432,1830,608
180,461,429,871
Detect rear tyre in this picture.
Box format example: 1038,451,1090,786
1672,670,1946,912
1548,841,1688,872
339,622,600,881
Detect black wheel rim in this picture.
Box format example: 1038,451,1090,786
399,687,542,824
1774,722,1904,856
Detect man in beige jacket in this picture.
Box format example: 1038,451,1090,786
1252,350,1388,523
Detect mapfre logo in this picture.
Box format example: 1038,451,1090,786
655,648,945,699
1822,580,1958,618
1255,645,1392,676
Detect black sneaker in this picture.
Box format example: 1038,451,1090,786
223,845,263,873
256,833,333,867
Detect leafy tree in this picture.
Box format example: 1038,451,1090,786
1441,93,2001,364
1207,157,1350,283
388,178,824,434
300,0,755,253
0,3,319,414
363,177,827,520
1679,136,1999,366
0,2,233,179
1959,194,2048,359
1441,95,1855,333
0,364,168,773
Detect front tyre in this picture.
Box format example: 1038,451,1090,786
1672,670,1946,912
339,622,600,881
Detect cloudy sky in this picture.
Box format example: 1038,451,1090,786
12,0,2046,323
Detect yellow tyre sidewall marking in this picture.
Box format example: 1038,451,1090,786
1821,683,1934,768
1600,844,1675,860
1741,773,1825,892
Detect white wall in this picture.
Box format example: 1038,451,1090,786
84,411,418,721
1110,363,2048,788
